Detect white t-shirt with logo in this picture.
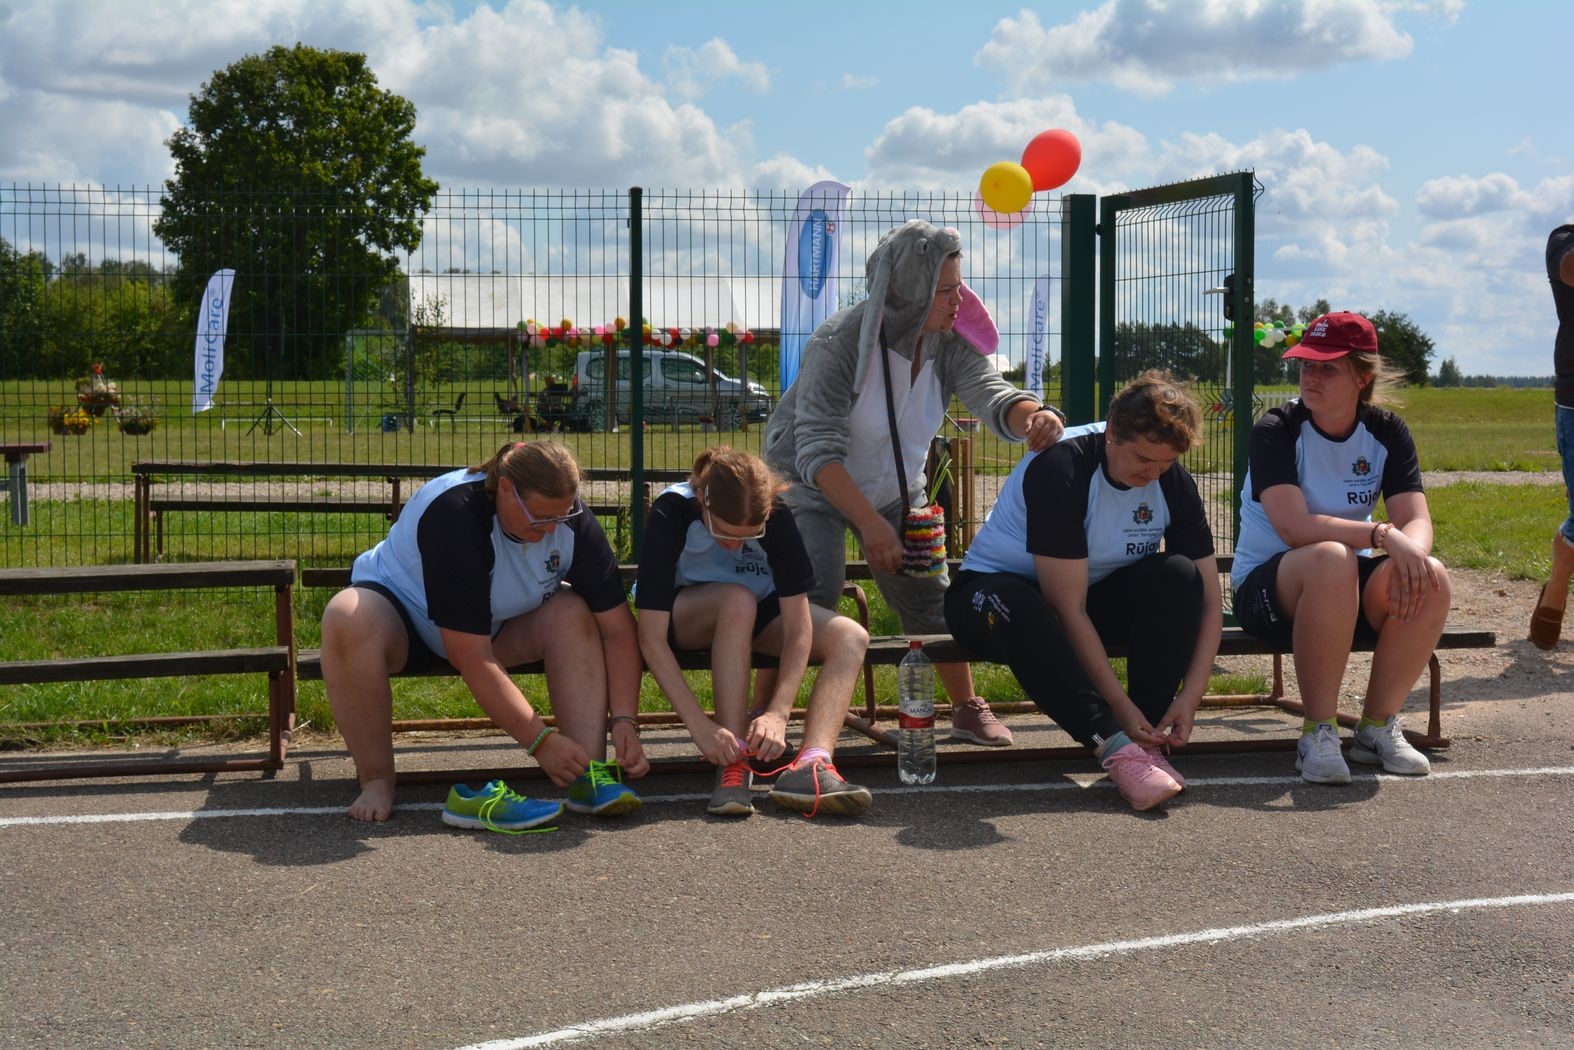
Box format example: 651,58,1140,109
1232,398,1423,589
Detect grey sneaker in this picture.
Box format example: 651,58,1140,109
707,760,755,816
949,696,1014,746
1296,724,1351,785
768,757,872,817
1349,716,1431,775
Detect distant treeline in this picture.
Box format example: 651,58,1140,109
1452,375,1556,388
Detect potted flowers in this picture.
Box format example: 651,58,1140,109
47,405,93,435
116,396,159,436
75,362,120,417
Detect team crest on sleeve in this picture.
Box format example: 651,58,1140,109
1351,456,1372,477
1132,503,1154,526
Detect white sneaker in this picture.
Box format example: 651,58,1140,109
1349,715,1431,775
1295,724,1351,785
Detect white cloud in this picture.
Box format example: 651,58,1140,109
839,73,878,91
862,96,1140,191
0,0,760,189
976,0,1457,97
662,39,770,102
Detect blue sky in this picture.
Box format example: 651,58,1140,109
1,0,1569,376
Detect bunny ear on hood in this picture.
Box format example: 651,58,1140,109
852,220,993,390
952,281,999,356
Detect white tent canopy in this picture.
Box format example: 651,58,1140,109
407,274,781,334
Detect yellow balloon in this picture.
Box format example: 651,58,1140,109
979,161,1033,214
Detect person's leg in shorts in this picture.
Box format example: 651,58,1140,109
319,581,437,822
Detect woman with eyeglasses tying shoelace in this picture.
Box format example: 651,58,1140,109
634,447,872,818
320,440,648,828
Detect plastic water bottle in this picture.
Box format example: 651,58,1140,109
897,640,937,785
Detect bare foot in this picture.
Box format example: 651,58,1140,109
347,779,396,822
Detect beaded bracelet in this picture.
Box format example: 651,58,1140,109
526,725,556,756
609,714,640,733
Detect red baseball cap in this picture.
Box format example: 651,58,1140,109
1282,311,1377,361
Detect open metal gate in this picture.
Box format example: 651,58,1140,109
1064,172,1262,551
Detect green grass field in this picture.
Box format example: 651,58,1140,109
2,385,1566,747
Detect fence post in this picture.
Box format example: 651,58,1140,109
1060,194,1097,424
1229,172,1256,543
628,186,646,558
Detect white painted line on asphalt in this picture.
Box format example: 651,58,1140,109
452,890,1574,1050
2,764,1572,829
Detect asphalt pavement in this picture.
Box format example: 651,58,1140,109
2,677,1571,1050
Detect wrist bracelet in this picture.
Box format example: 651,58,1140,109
526,725,556,756
609,714,640,732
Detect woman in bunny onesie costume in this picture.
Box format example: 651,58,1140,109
764,220,1065,746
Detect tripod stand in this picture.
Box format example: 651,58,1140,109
248,319,300,436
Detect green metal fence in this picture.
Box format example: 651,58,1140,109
2,185,1072,566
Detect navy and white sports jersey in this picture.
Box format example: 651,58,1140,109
1232,399,1424,588
634,481,814,611
961,428,1214,585
351,467,624,657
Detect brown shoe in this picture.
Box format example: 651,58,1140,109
949,696,1014,746
1530,581,1564,651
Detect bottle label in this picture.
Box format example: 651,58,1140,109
898,705,934,729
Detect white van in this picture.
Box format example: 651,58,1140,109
568,349,774,430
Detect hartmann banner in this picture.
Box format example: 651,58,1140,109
778,180,849,391
192,268,235,414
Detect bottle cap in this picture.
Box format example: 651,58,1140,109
909,639,922,650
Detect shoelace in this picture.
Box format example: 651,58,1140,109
756,755,841,819
584,758,624,788
476,782,557,836
718,760,749,788
963,698,1003,726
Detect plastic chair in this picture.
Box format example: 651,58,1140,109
431,392,466,426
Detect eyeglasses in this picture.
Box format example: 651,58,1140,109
509,483,582,527
701,489,766,541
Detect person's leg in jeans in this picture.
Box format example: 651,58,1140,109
1531,403,1574,648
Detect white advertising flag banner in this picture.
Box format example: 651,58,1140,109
778,180,850,391
1027,274,1051,398
192,268,235,414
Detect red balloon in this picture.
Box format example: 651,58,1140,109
1020,129,1082,192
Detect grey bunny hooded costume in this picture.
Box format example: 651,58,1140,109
763,219,1036,625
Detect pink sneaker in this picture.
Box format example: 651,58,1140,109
1101,743,1182,811
949,696,1014,746
1144,746,1186,790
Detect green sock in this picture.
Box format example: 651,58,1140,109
1301,717,1338,735
1357,715,1388,731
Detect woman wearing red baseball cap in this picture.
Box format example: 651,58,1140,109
1231,312,1452,786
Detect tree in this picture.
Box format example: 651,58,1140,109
1368,309,1434,386
1436,356,1462,387
1111,321,1222,383
0,237,49,376
155,44,438,379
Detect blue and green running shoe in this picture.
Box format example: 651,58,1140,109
442,780,563,833
566,759,641,816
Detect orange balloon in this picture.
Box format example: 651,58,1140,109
1020,129,1082,192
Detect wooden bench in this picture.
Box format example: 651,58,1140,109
132,462,678,563
0,560,297,784
295,553,1494,780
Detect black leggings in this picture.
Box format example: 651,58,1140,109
944,554,1203,749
